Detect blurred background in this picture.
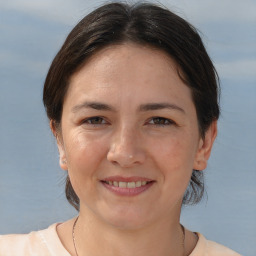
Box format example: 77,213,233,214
0,0,255,255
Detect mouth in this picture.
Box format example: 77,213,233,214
100,177,155,196
102,180,153,188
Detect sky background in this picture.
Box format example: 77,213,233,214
0,0,255,255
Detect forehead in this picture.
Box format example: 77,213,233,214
65,43,193,109
69,43,185,87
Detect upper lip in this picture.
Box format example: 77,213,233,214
101,176,154,182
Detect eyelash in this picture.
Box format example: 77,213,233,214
82,116,175,127
82,116,107,126
147,117,175,126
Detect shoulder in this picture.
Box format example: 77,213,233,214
0,223,70,256
0,230,45,256
190,232,242,256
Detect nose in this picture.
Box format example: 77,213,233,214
107,126,146,168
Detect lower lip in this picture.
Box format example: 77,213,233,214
101,181,155,196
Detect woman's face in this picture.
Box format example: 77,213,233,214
57,44,216,229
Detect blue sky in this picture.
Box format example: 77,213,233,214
0,0,255,83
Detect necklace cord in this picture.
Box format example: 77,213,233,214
72,216,79,256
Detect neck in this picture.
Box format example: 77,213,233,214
74,209,185,256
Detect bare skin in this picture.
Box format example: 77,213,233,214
53,43,217,256
57,217,198,256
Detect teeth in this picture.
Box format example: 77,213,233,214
119,182,126,188
135,181,141,187
127,182,136,188
105,180,150,188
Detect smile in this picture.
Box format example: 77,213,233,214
103,180,150,188
100,177,155,196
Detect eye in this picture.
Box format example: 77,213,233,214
148,117,175,126
83,116,107,125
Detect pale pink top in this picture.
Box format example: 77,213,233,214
0,223,241,256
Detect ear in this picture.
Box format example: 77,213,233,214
193,121,217,171
50,120,68,171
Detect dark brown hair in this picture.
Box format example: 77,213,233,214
43,2,220,210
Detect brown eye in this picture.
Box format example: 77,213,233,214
149,117,174,126
84,117,106,125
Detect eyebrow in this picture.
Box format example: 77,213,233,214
139,103,185,113
72,102,114,113
72,101,185,114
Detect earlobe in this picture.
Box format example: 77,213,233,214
59,156,68,170
57,143,68,170
193,121,217,171
50,120,68,171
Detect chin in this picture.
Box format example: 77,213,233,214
99,206,154,230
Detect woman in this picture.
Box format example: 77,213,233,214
0,2,241,256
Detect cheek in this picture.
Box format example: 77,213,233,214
64,132,108,181
154,135,196,169
150,134,197,189
65,131,105,162
64,132,109,201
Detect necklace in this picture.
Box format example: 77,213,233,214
72,216,79,256
72,216,185,256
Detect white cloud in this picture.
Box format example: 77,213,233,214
1,0,256,25
216,59,256,80
163,0,256,24
0,49,48,76
0,0,98,25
